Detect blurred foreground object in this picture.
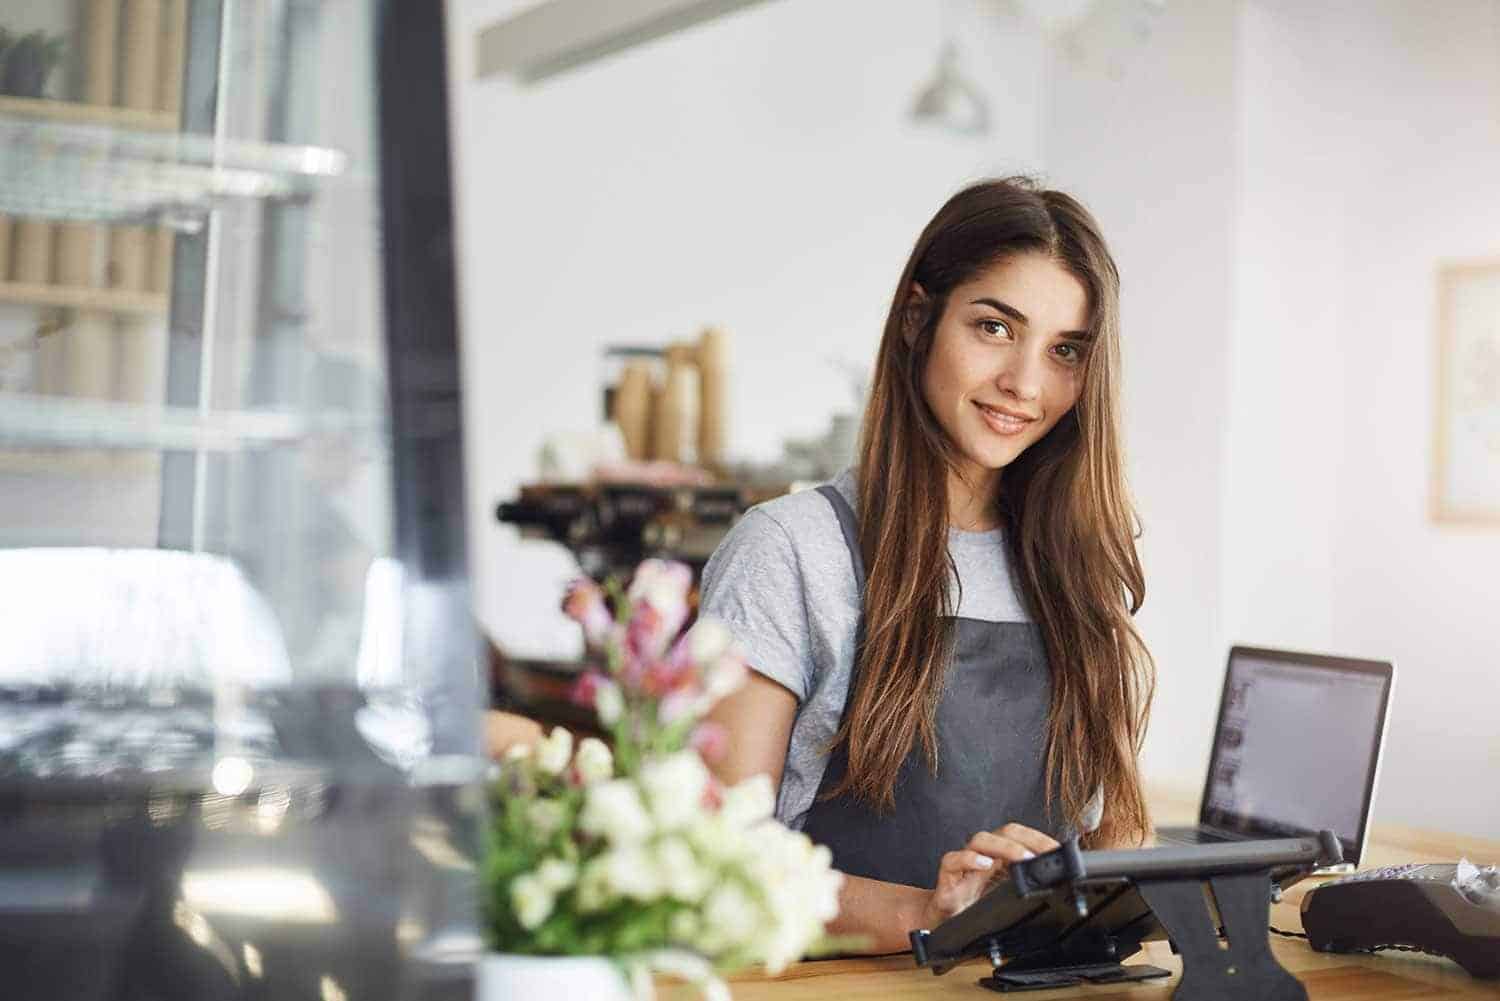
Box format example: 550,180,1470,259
481,558,842,999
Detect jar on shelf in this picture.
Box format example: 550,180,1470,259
601,344,662,461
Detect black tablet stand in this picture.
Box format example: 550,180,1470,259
910,832,1343,998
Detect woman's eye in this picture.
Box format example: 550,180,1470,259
1053,343,1084,365
979,319,1010,338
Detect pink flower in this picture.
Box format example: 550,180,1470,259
625,560,693,655
641,637,697,697
700,776,723,812
561,578,613,648
627,559,693,607
658,688,698,725
624,600,668,664
570,670,608,708
690,722,728,763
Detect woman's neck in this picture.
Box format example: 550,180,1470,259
946,463,1002,532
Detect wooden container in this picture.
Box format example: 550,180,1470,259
652,345,699,464
148,228,175,293
56,224,101,286
612,361,654,461
110,0,164,293
13,220,56,285
120,0,163,109
696,326,728,468
65,0,123,290
109,228,150,290
159,0,188,115
84,0,121,105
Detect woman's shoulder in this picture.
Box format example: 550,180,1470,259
704,470,858,584
750,469,853,535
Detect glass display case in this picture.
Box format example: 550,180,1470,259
0,3,479,999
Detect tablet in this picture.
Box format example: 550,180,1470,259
912,832,1340,977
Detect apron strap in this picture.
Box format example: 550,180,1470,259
814,485,866,591
816,485,868,716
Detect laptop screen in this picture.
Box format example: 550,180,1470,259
1201,648,1392,857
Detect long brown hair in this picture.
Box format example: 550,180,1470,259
828,176,1154,848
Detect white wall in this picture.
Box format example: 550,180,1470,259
1222,0,1500,837
1328,0,1500,838
1222,1,1345,652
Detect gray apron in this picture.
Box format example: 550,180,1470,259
799,486,1065,889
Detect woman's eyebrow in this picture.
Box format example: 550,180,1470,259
970,297,1092,340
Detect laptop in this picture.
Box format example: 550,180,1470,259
1157,645,1395,871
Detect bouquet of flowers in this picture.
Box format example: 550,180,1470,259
483,559,844,996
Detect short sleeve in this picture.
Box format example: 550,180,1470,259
698,509,814,702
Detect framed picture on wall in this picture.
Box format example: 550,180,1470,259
1433,259,1500,525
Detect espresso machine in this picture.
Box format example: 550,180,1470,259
490,479,779,731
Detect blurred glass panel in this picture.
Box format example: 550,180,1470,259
0,3,478,998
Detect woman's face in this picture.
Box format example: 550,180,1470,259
918,253,1090,485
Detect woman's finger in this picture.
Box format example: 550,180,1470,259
965,829,1042,865
993,823,1061,856
938,848,996,879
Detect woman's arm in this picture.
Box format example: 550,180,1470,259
484,709,544,758
704,670,1059,954
702,669,797,789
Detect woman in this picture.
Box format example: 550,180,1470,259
699,177,1155,953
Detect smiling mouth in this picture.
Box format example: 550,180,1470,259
974,401,1037,435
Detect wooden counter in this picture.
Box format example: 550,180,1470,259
665,794,1500,1000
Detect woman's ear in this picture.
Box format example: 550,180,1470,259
902,283,930,347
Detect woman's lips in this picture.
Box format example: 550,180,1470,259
974,400,1037,435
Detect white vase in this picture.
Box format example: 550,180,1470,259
477,954,637,1001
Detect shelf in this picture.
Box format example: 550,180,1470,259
0,392,385,453
0,281,168,316
0,95,177,132
0,449,161,477
0,113,351,227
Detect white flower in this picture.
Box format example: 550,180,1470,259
686,619,732,665
655,836,710,902
578,778,653,844
594,680,624,726
527,799,566,838
639,751,709,831
503,742,532,763
536,727,574,775
720,773,775,828
574,737,614,784
685,811,750,866
602,844,663,901
575,859,613,913
701,881,761,951
510,873,554,930
736,824,844,973
535,857,577,893
703,652,748,701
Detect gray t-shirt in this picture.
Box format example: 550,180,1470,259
699,468,1033,830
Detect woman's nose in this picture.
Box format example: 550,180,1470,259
995,350,1043,402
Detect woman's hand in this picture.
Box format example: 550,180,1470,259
917,823,1061,930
